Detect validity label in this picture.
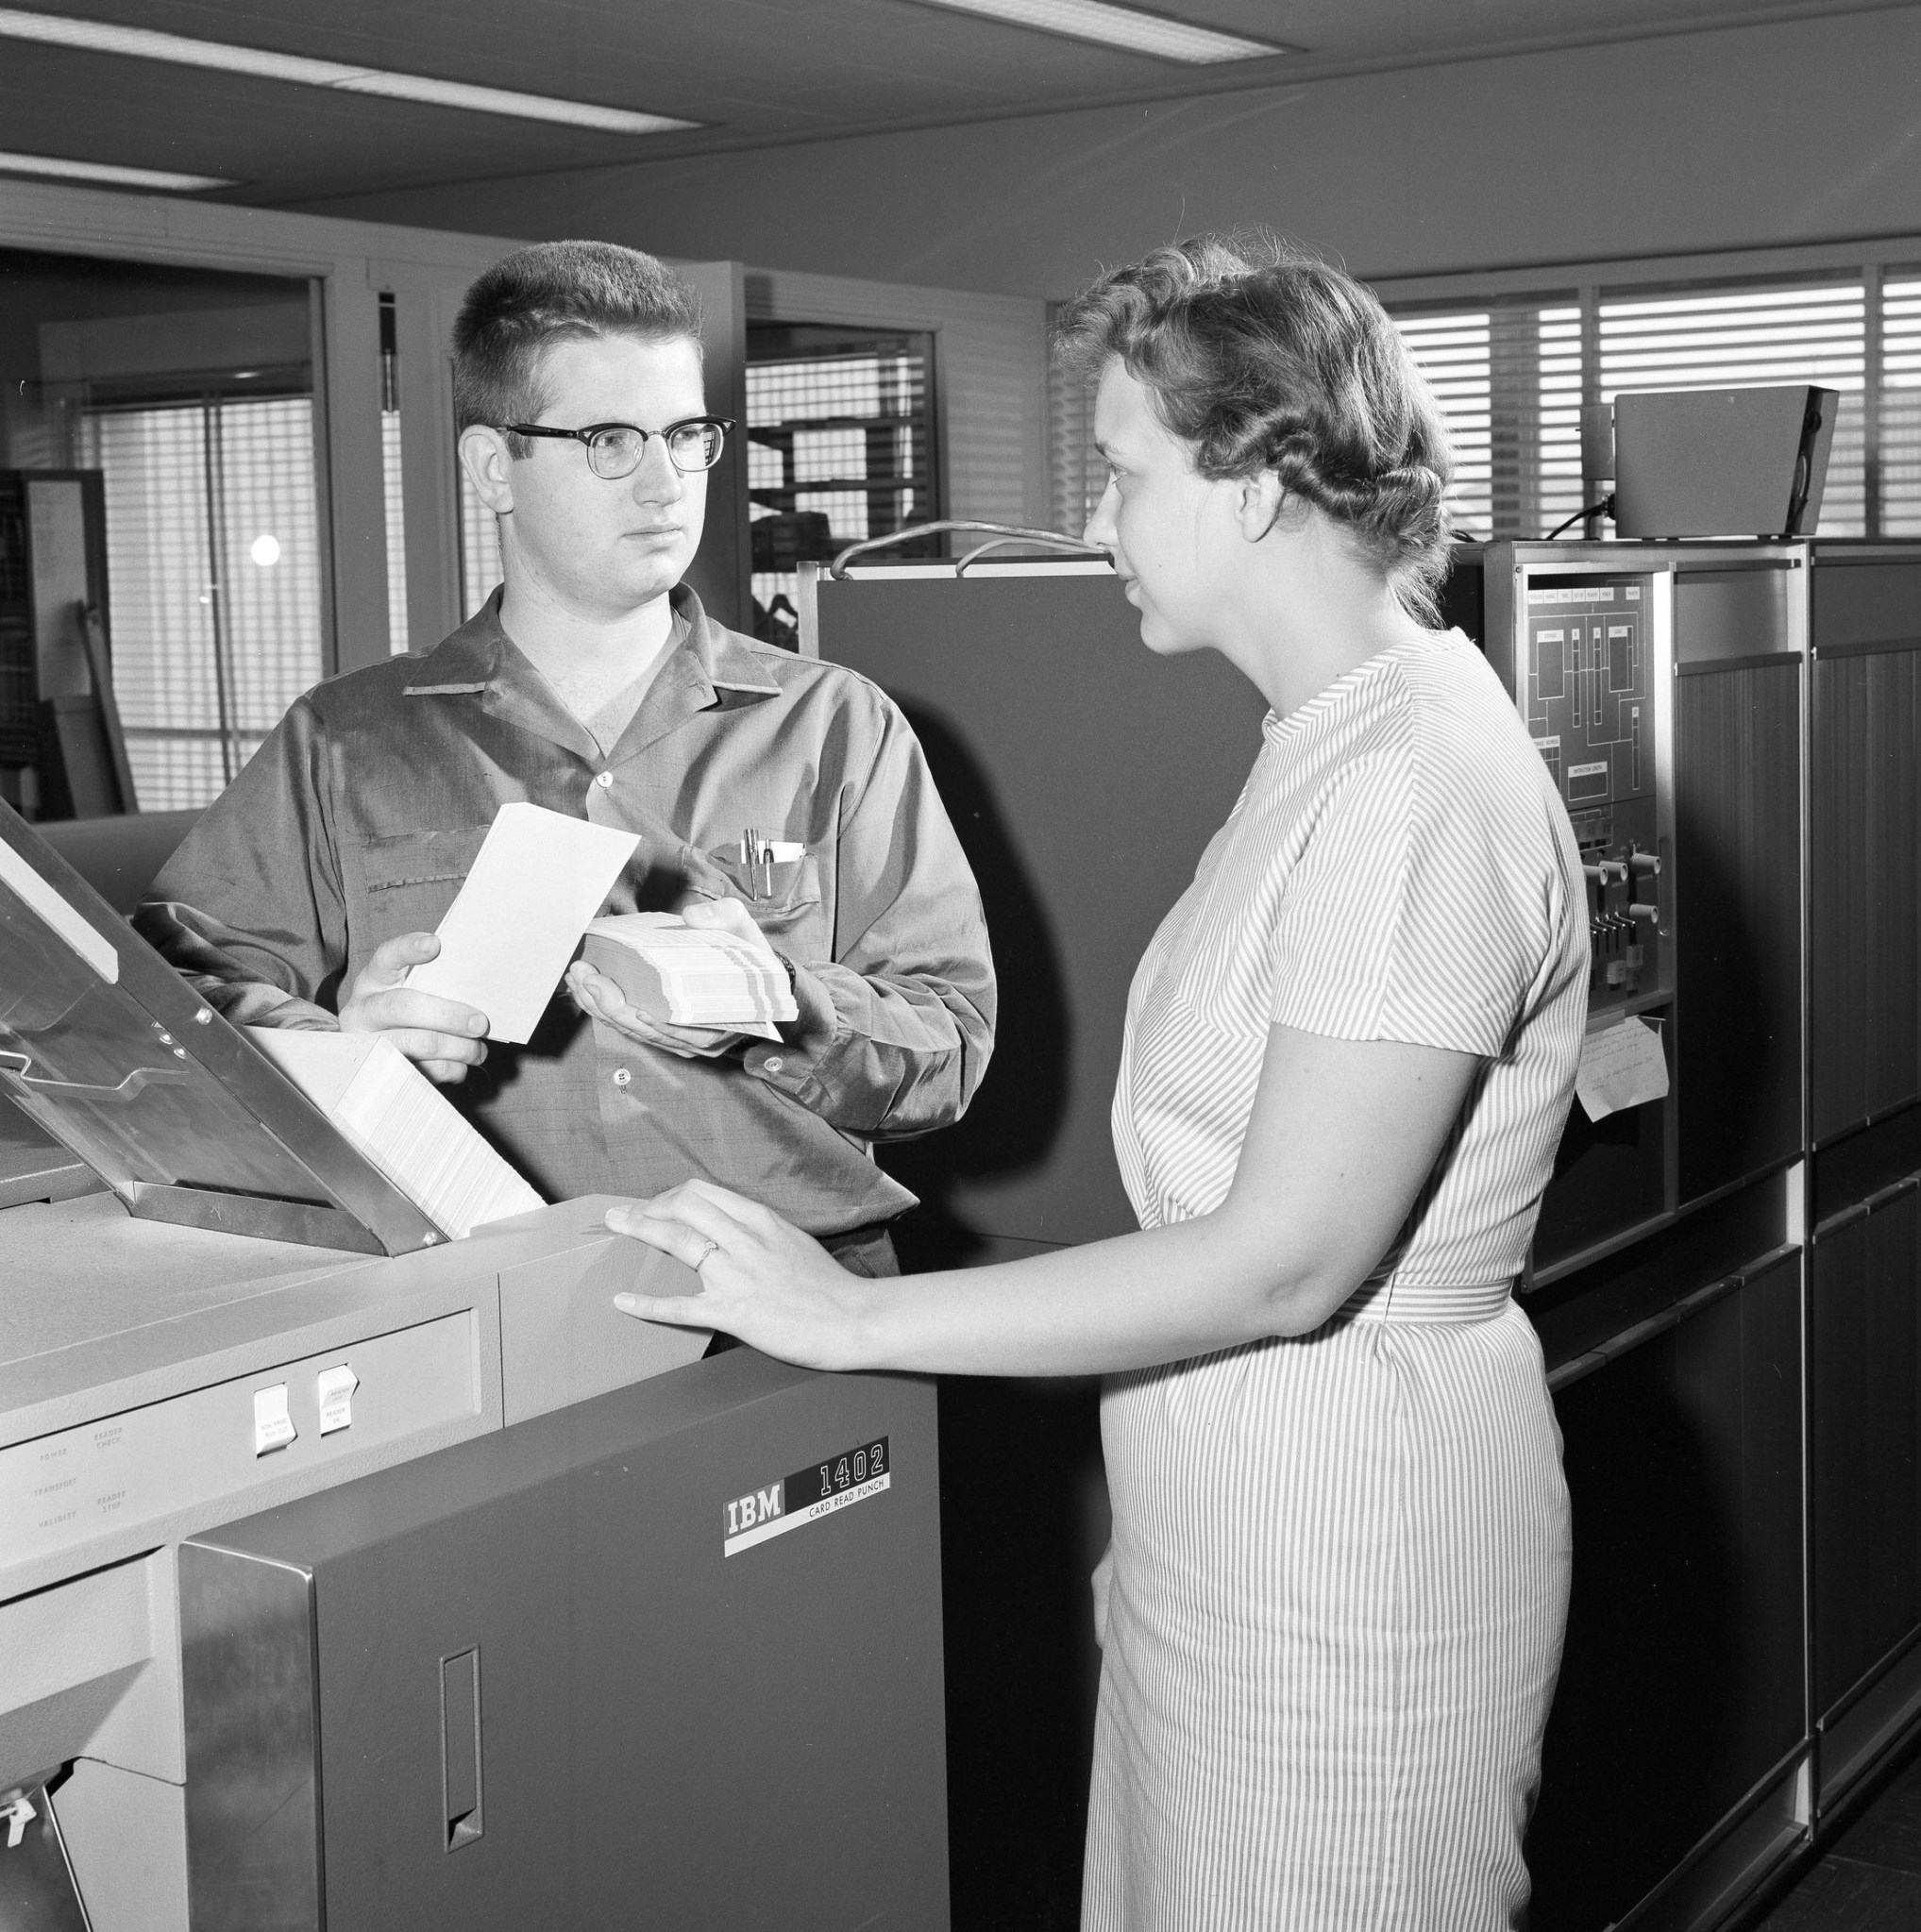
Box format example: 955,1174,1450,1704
723,1436,890,1557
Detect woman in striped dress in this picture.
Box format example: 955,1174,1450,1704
608,236,1588,1930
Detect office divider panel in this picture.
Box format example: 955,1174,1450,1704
812,563,1267,1253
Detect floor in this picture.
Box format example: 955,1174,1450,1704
1747,1745,1921,1929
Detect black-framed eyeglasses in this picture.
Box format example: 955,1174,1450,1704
498,416,733,479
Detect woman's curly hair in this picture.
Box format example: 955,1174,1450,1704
1055,233,1455,618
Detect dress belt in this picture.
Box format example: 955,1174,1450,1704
1336,1277,1516,1325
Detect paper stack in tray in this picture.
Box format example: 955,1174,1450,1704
246,1028,545,1239
581,914,798,1041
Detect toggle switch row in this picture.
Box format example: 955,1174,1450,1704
252,1363,359,1456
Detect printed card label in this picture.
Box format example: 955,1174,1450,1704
723,1436,890,1557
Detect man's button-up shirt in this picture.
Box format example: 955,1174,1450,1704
136,585,997,1236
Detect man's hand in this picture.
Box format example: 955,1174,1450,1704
338,932,490,1084
565,897,787,1061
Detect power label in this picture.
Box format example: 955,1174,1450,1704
722,1436,890,1557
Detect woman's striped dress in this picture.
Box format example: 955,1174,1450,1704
1082,628,1588,1931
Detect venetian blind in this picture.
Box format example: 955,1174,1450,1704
1883,271,1921,537
1052,264,1921,547
460,466,503,620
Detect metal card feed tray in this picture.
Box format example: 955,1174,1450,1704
0,799,445,1254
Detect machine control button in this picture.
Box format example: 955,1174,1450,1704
252,1385,296,1457
4,1792,34,1849
612,1067,632,1087
1629,903,1660,922
1628,851,1661,876
317,1365,359,1436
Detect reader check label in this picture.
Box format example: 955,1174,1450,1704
723,1436,890,1556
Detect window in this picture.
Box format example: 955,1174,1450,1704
1884,270,1921,537
81,395,322,810
1045,251,1921,546
1381,269,1898,542
459,464,503,621
379,292,408,655
745,324,938,646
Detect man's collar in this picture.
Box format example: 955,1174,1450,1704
686,589,782,703
401,589,510,696
402,583,782,707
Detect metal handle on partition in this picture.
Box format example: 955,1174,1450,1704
829,521,1109,580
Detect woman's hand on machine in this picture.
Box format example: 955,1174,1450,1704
606,1181,874,1370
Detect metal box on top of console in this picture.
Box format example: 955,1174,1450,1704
1614,385,1838,539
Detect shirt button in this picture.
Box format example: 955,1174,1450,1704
763,1056,784,1074
612,1067,632,1087
595,771,614,788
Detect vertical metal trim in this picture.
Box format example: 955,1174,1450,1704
201,395,237,786
1794,546,1818,1778
1649,566,1680,1214
1578,287,1604,539
797,560,821,659
1863,264,1884,537
307,277,338,683
180,1540,324,1932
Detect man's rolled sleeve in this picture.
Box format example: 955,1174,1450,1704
740,697,995,1139
134,698,348,1032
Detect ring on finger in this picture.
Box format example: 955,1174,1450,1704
692,1236,720,1269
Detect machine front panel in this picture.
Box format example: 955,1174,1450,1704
181,1354,949,1932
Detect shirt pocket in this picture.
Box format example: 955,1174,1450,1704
697,845,826,950
343,823,493,951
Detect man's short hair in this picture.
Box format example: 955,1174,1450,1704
453,241,705,455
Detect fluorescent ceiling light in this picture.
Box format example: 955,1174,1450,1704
0,148,235,191
909,0,1291,63
0,8,698,135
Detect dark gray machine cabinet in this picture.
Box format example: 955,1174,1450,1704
1802,543,1921,1810
1808,547,1921,1145
1671,633,1804,1203
179,1349,948,1932
1811,1179,1921,1798
1525,1250,1805,1932
812,565,1267,1253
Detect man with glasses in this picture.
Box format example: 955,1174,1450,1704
138,241,995,1276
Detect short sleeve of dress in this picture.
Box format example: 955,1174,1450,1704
1266,745,1557,1061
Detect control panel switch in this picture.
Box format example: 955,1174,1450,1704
252,1384,296,1456
316,1365,359,1436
